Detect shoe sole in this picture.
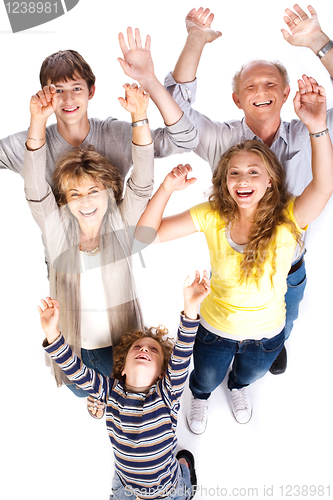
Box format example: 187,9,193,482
176,450,197,498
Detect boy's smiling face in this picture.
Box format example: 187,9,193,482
122,337,165,389
49,75,95,128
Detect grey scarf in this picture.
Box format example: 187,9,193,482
47,194,144,386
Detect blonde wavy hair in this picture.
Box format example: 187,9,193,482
209,140,302,285
112,326,174,383
53,146,123,207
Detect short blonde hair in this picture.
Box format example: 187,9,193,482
53,147,123,207
112,327,174,382
232,60,290,94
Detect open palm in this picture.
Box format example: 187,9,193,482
185,7,222,43
293,75,326,130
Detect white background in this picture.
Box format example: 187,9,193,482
0,1,332,499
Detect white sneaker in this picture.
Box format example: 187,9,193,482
228,387,252,424
186,395,208,434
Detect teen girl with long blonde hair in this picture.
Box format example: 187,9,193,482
136,75,333,428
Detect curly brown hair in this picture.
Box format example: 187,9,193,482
52,147,124,207
112,327,174,383
209,140,302,285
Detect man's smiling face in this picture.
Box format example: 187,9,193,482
232,61,290,126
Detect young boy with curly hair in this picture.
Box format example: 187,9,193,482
39,270,210,500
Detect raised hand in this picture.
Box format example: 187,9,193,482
183,270,210,319
118,27,154,85
118,83,149,116
30,85,59,122
162,164,197,193
281,4,324,49
185,7,222,44
293,75,327,133
38,297,61,344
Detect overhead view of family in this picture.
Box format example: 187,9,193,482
0,2,332,499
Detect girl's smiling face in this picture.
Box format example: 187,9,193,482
65,176,109,228
227,151,272,212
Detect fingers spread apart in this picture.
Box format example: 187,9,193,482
119,27,149,53
186,7,214,28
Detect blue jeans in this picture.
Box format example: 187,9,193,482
285,257,307,341
189,324,285,399
66,345,113,398
110,464,192,500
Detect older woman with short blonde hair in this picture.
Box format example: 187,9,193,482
24,84,154,417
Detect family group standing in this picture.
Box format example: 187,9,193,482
1,4,332,499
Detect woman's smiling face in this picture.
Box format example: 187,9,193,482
65,176,109,228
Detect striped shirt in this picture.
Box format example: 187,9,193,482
44,314,199,499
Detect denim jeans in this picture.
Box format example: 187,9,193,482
189,324,285,399
66,345,113,398
285,257,307,341
110,464,192,500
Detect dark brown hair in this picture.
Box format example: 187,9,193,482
39,50,95,90
52,147,123,207
112,327,174,383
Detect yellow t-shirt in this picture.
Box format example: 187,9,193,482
190,199,304,338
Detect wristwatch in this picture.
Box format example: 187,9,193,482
317,40,333,59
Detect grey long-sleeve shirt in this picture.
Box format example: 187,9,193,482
24,143,155,384
0,113,198,186
164,72,333,197
164,72,333,262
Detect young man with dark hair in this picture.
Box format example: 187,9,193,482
0,39,198,187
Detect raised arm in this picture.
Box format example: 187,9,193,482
136,164,197,243
118,28,183,126
39,298,109,402
23,87,69,264
293,75,333,228
118,83,154,226
118,83,152,146
26,85,58,152
161,271,210,405
281,4,333,78
24,85,58,200
172,8,222,84
183,270,210,319
38,297,61,344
